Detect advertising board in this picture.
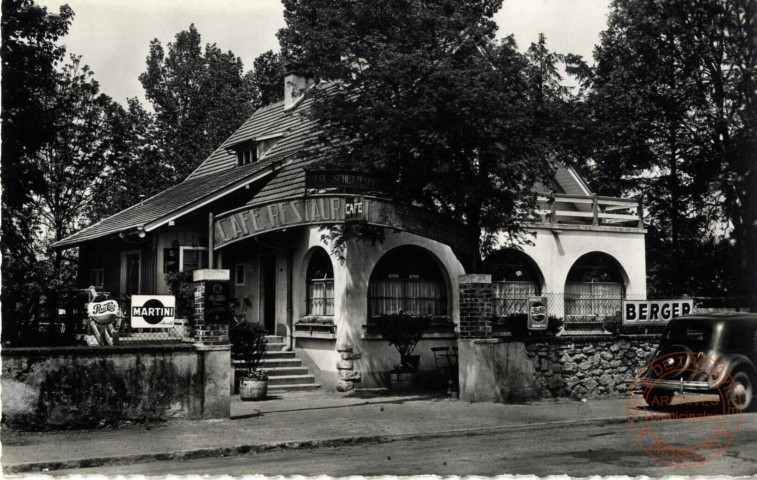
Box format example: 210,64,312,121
131,295,176,328
622,298,693,325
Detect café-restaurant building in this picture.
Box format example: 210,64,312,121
54,74,647,390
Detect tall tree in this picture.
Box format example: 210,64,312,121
139,24,259,181
578,0,756,301
31,57,128,292
277,0,554,268
1,0,74,335
251,50,285,106
102,98,171,216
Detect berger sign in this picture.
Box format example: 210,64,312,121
213,194,474,254
622,299,693,326
131,295,176,328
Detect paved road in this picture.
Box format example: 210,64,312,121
45,413,757,477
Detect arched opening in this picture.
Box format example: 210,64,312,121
564,252,626,318
368,246,448,317
484,249,543,315
306,248,334,316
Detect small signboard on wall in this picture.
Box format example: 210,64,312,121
204,280,231,323
131,295,176,328
344,196,365,221
622,299,693,326
527,296,549,330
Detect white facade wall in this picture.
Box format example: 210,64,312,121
512,225,647,296
287,226,465,389
228,223,646,390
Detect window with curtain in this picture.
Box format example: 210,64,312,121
180,247,208,273
564,252,625,317
306,249,334,316
484,249,542,316
368,246,447,317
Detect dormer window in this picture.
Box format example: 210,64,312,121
237,143,257,166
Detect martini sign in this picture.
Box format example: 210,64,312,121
131,295,176,328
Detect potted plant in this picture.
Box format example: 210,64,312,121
230,321,268,400
374,311,431,390
164,271,195,338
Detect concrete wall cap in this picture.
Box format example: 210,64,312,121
458,273,491,284
193,269,231,282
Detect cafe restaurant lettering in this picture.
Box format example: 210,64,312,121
53,71,648,391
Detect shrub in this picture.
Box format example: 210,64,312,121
497,313,563,337
230,322,268,380
164,271,194,323
602,313,622,335
373,311,431,372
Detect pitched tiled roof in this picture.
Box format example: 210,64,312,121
52,159,280,249
56,82,597,249
187,93,328,204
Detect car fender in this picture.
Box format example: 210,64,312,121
712,354,757,386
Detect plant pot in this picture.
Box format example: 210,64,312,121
389,370,417,391
239,377,267,401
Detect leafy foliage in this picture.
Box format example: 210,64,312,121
139,24,260,182
230,322,268,380
277,0,557,268
251,50,285,106
576,0,756,301
374,312,431,371
320,220,385,263
164,271,195,322
1,0,74,343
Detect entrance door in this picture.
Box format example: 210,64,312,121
262,254,277,333
121,250,141,295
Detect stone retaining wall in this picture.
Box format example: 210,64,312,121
523,336,658,399
459,335,658,403
2,343,230,430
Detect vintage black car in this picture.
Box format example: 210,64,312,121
636,312,756,412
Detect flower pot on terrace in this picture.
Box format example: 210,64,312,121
239,377,267,401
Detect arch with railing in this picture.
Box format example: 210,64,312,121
564,251,627,319
484,249,545,316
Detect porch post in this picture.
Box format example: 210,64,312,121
208,212,215,269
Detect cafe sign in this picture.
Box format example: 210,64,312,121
213,194,474,254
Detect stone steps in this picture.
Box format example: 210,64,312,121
268,383,322,391
234,366,309,377
265,342,286,351
231,338,319,392
267,374,316,386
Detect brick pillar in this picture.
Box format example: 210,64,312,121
458,274,493,339
193,269,231,345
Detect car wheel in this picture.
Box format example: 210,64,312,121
724,371,753,413
644,388,672,409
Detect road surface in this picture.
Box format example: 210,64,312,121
43,412,757,477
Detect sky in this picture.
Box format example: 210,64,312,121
38,0,611,106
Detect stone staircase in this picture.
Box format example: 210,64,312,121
232,335,320,392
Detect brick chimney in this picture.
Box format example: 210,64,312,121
284,63,312,110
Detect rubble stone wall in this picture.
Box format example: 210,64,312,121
523,336,658,399
459,336,658,403
1,344,230,430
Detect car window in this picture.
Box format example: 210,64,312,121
663,321,713,351
723,324,755,352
